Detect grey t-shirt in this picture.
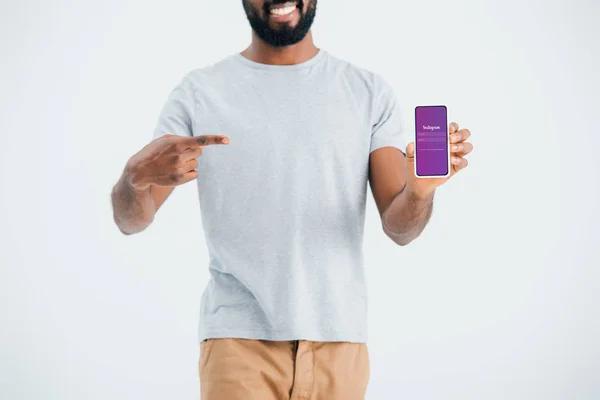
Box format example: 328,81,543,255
153,49,406,343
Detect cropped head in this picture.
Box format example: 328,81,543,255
242,0,318,47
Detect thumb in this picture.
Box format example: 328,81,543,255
406,142,415,158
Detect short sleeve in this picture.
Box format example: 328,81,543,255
369,77,406,154
152,76,196,140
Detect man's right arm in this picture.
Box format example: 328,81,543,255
111,169,175,235
110,134,229,235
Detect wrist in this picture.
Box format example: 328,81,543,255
124,161,150,192
408,178,435,201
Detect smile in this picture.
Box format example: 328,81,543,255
269,1,298,16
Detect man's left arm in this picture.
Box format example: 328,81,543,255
369,122,473,246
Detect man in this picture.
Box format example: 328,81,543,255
111,0,473,398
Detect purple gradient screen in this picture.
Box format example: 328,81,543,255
415,106,448,176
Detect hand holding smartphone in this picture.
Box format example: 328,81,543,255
414,105,450,178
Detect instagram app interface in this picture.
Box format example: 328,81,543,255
415,106,448,176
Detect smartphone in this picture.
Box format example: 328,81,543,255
414,105,450,178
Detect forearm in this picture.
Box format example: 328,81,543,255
381,182,435,246
111,168,156,235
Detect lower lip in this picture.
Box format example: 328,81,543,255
268,6,299,22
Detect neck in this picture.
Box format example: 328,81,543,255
241,31,319,65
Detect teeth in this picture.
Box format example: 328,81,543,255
270,4,296,15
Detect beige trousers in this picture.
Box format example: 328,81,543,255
199,338,370,400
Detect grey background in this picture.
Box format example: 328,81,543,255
1,0,598,399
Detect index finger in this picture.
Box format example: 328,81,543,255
189,135,230,148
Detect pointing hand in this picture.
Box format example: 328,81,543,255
125,134,230,190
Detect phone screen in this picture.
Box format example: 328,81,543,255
415,105,449,177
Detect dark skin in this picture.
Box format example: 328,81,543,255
370,123,472,245
241,0,319,65
111,0,474,242
111,134,229,235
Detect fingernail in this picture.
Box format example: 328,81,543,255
451,145,458,152
222,138,229,144
452,157,459,164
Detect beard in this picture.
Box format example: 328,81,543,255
242,0,317,47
